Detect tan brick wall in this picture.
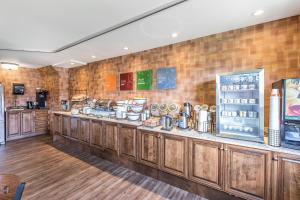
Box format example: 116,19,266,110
0,67,43,107
69,16,300,126
0,66,69,111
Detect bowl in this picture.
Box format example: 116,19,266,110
127,113,140,121
133,98,147,105
131,105,144,113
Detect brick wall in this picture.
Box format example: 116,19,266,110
0,66,68,111
0,67,43,107
69,16,300,126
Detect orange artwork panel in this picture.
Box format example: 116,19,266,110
104,74,117,92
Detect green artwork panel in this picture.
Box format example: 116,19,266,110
136,70,153,90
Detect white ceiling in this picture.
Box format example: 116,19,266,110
0,0,299,68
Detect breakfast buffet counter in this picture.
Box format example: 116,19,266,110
53,111,300,156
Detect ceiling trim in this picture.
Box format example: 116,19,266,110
0,0,188,54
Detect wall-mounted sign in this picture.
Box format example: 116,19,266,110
104,74,117,92
120,72,133,91
156,67,176,90
136,70,153,90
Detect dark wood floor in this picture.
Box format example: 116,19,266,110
0,135,207,200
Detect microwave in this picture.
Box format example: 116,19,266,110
12,83,25,95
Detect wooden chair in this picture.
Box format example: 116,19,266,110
0,174,25,200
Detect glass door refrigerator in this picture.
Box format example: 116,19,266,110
0,85,4,145
216,69,264,143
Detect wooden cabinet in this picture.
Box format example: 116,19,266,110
119,125,137,160
79,119,90,143
103,122,118,153
6,111,21,138
189,139,223,190
61,115,70,137
90,120,103,148
161,135,188,177
34,109,48,134
21,111,34,135
70,117,79,139
224,145,271,200
137,130,160,168
273,153,300,200
53,113,62,135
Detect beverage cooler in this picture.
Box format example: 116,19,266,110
273,78,300,150
216,69,264,143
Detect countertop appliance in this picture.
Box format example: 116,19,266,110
0,85,5,145
161,115,173,131
178,112,189,129
183,102,192,117
36,89,48,108
216,69,264,143
27,101,34,109
273,78,300,150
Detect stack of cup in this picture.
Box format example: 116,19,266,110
268,89,281,147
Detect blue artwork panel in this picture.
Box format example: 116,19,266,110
156,67,176,90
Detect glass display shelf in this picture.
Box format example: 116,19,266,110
220,89,258,93
220,103,259,106
216,69,264,143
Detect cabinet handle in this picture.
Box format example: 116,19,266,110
224,148,228,151
219,147,224,150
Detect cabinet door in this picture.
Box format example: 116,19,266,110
70,117,79,139
34,109,48,134
275,153,300,200
103,123,118,153
224,145,271,200
21,111,34,135
90,120,103,148
53,114,61,135
189,139,223,190
7,112,21,138
79,119,90,142
161,135,188,177
137,130,160,168
61,116,70,136
119,125,136,160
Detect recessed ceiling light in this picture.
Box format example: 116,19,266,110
171,32,178,38
123,46,129,50
253,9,264,16
91,55,96,59
70,62,75,65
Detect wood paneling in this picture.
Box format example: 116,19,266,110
21,111,34,135
103,122,118,153
119,125,136,160
90,120,103,148
189,139,223,190
61,115,70,137
161,135,188,178
224,145,271,200
70,117,79,139
79,119,90,143
137,130,160,169
53,113,61,135
275,153,300,200
6,112,20,138
34,109,48,134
